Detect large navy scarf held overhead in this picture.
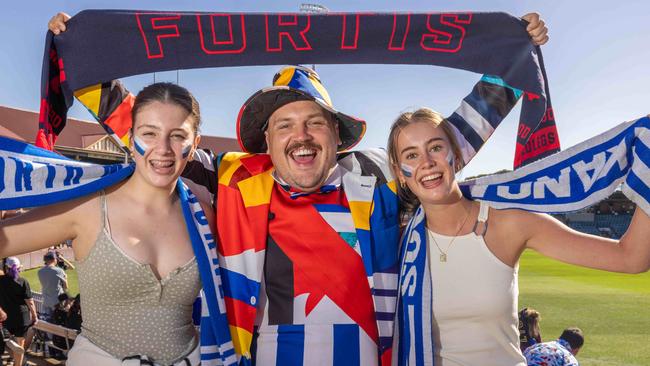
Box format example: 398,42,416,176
37,10,557,168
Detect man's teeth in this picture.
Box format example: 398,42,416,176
293,148,316,157
420,173,442,182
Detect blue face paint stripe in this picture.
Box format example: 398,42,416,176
133,136,148,156
400,163,414,178
182,143,192,159
446,149,458,175
446,150,455,166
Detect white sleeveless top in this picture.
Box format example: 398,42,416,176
427,201,525,366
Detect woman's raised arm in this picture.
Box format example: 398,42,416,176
0,194,95,258
521,207,650,274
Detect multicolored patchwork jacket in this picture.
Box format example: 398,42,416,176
215,150,400,365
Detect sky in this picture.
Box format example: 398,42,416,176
0,1,648,177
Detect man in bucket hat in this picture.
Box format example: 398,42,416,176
220,65,399,364
237,65,367,191
46,12,547,365
202,64,530,364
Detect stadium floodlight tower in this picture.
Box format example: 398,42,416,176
300,3,330,14
299,3,329,71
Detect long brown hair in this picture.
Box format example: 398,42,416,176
387,108,464,221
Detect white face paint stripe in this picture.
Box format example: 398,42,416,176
134,135,193,159
446,149,455,166
400,163,414,178
133,135,149,156
181,143,192,159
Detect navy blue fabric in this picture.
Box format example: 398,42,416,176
39,10,555,167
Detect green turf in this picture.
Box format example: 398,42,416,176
17,253,649,365
21,266,79,297
519,250,650,366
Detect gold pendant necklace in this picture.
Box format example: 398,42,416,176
429,204,471,262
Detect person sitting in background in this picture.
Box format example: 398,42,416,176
37,251,68,319
519,307,542,352
66,295,82,332
51,292,75,358
52,293,73,326
0,257,37,366
524,327,583,366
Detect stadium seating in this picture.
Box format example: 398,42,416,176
566,214,633,239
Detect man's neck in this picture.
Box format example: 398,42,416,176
272,163,342,193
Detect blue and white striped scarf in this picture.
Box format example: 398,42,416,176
396,115,650,366
0,137,237,366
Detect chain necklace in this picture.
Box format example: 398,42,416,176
429,204,471,262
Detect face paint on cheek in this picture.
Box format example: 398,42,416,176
446,149,456,174
445,149,455,166
133,136,149,156
400,163,415,178
181,143,192,159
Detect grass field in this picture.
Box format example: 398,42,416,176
18,253,649,365
21,266,79,296
519,250,650,366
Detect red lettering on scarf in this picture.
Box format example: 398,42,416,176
341,14,363,50
540,107,555,124
420,13,472,53
265,14,312,52
135,13,181,59
389,14,411,50
518,124,531,140
197,14,247,54
514,126,561,167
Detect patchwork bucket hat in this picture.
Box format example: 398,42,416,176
237,65,366,153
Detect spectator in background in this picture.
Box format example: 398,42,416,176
54,249,75,271
51,292,75,358
0,257,37,366
524,327,584,366
52,293,73,326
0,305,6,356
37,251,68,319
66,294,82,332
519,307,543,352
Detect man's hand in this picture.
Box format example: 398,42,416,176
521,13,549,46
0,307,7,322
48,12,71,35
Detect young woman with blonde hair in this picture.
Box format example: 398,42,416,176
388,108,650,366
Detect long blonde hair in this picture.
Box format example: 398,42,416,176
387,108,464,220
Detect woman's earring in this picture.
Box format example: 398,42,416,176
400,180,406,188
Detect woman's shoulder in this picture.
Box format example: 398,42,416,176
483,205,542,239
486,205,540,223
63,191,104,221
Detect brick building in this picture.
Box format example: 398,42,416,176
0,105,240,163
